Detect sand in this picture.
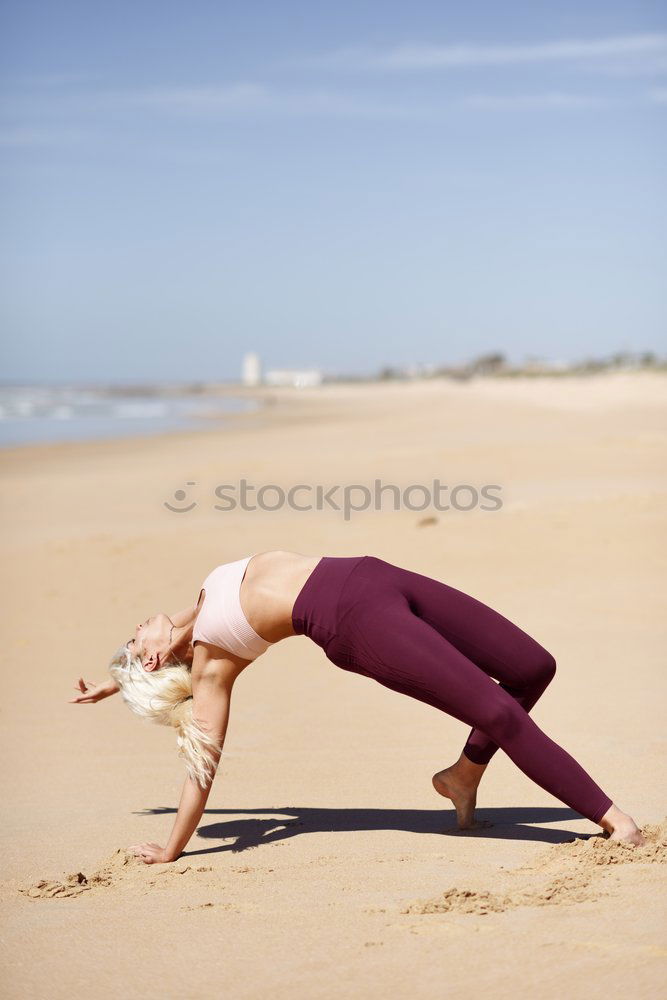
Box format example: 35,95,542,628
1,371,666,999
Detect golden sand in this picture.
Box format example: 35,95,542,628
2,371,665,998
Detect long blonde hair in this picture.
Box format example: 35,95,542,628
108,643,223,788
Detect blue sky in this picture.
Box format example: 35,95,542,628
1,1,665,383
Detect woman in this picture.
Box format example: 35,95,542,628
70,550,645,863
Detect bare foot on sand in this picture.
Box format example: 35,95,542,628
599,804,646,846
432,753,489,830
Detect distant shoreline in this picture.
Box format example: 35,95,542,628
0,383,270,451
2,369,664,460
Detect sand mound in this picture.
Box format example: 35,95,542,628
403,818,666,916
18,849,209,900
523,819,667,872
403,878,600,916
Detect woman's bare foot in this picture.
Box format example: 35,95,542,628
599,804,646,846
432,752,489,830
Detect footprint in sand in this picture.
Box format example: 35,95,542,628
403,817,667,917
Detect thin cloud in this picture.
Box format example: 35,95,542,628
292,32,667,72
122,82,432,119
0,82,436,121
4,81,617,118
11,72,103,89
119,82,667,117
1,82,657,146
459,92,613,111
0,125,86,147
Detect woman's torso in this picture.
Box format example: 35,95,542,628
202,550,322,651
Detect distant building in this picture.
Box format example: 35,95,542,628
242,352,262,387
242,352,262,386
264,369,323,388
404,362,437,378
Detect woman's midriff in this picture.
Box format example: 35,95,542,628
239,550,324,643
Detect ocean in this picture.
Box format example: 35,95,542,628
0,384,262,449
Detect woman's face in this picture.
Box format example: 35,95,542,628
128,612,173,669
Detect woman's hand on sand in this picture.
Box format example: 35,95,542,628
68,678,118,704
128,842,176,865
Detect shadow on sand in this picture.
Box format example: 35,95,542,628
133,804,598,858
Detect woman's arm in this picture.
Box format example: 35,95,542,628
128,773,216,864
130,661,235,864
164,773,217,861
69,677,120,704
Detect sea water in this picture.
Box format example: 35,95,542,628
0,384,262,449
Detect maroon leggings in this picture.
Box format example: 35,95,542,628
292,555,613,825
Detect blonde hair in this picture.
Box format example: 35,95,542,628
108,643,223,789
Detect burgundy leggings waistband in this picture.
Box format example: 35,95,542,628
291,555,368,652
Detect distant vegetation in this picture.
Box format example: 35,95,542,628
336,350,666,383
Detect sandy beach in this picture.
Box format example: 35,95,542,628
1,371,665,999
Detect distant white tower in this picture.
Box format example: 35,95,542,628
242,352,262,387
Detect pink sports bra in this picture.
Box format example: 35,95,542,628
192,555,273,661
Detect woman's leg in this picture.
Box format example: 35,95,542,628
336,579,614,827
360,560,561,826
379,561,559,766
